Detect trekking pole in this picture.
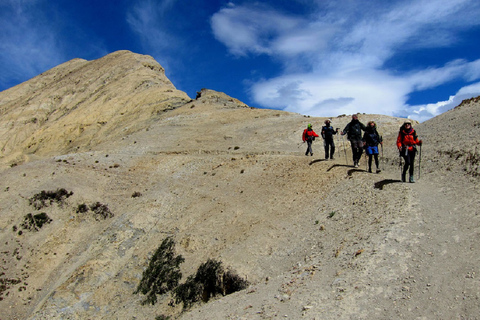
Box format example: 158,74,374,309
381,143,384,171
365,150,368,171
418,144,422,180
341,135,348,165
399,151,403,178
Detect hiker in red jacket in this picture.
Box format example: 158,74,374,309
302,124,319,156
396,120,422,182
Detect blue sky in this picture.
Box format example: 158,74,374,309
1,0,480,122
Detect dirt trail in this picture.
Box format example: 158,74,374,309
392,176,480,319
176,162,480,320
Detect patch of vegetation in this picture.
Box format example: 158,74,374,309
135,238,249,310
0,275,22,301
174,259,248,309
20,213,52,231
76,203,89,214
328,211,336,218
135,237,185,305
75,202,114,220
89,202,114,220
28,188,73,210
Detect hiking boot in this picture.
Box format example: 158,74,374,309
310,153,313,156
409,175,415,183
368,168,372,173
330,157,334,160
376,169,381,173
401,174,406,182
354,161,359,168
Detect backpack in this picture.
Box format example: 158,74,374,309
303,129,315,141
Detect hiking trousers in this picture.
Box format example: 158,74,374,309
349,139,363,164
324,138,335,159
368,154,379,171
401,149,416,177
305,140,313,156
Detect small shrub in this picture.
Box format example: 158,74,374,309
195,259,224,301
135,237,185,305
76,203,89,214
173,275,203,309
89,202,114,220
174,259,248,309
0,276,22,301
223,269,249,295
29,188,73,210
20,213,52,231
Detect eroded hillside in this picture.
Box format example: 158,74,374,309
0,50,190,166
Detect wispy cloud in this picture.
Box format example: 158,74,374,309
211,0,480,121
0,0,64,89
126,0,180,71
211,4,305,57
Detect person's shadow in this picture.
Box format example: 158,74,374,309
374,179,402,190
325,164,352,171
309,159,329,165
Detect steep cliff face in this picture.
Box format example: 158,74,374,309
0,50,191,165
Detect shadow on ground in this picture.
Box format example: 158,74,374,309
309,159,329,165
374,179,402,190
326,164,353,171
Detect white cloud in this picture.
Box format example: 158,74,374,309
408,59,480,91
407,81,480,122
211,4,308,57
211,0,480,121
251,69,411,117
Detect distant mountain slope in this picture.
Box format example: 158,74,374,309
417,96,480,177
0,50,191,165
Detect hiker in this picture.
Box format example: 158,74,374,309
362,121,383,173
302,124,319,156
341,114,366,167
396,120,422,183
321,119,339,159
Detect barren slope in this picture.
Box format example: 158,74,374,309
0,50,190,166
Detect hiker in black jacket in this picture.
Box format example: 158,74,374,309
341,114,366,167
321,119,339,159
362,121,383,173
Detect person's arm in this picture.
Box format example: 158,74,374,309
396,133,403,150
